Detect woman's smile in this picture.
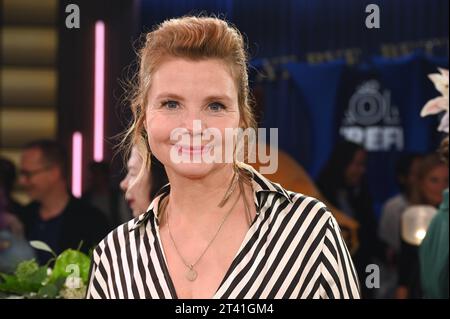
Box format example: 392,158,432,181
176,144,212,155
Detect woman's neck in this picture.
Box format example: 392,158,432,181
164,165,236,223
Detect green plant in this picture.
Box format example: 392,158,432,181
0,241,91,299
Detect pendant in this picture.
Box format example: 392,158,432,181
186,266,198,281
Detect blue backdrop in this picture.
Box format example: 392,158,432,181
139,0,449,216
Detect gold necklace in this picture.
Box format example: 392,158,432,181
218,170,239,207
164,183,242,282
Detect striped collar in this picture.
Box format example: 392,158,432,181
130,163,292,232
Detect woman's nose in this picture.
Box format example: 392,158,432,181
18,174,28,187
120,177,128,192
182,109,205,133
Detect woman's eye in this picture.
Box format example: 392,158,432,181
162,100,179,109
208,102,225,112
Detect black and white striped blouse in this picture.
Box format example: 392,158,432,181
86,165,361,299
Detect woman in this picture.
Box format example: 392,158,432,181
419,138,449,299
418,68,449,299
377,153,423,298
379,153,423,254
316,140,380,298
120,146,168,217
87,16,360,299
396,153,448,299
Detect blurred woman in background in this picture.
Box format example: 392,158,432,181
317,140,380,298
419,138,449,299
377,153,423,298
396,153,448,299
120,145,168,217
379,154,423,255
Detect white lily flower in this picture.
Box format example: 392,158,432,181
438,111,449,133
421,68,449,133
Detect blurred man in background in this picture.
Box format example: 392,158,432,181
17,140,109,264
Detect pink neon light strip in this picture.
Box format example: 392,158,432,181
94,21,105,162
72,132,83,198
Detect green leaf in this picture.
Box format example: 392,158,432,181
27,267,48,288
0,244,92,298
1,261,50,294
29,241,56,257
38,283,58,299
53,277,67,291
15,260,39,281
0,271,44,295
0,273,25,294
50,249,91,284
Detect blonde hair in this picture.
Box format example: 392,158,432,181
410,153,447,206
122,16,256,180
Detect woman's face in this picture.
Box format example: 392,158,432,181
145,58,240,179
345,149,367,187
421,164,448,206
120,147,151,216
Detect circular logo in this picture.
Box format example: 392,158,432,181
348,90,386,126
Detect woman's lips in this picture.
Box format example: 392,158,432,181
176,144,212,154
127,199,135,209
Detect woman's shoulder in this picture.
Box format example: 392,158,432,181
243,162,335,226
258,182,338,238
282,189,336,225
